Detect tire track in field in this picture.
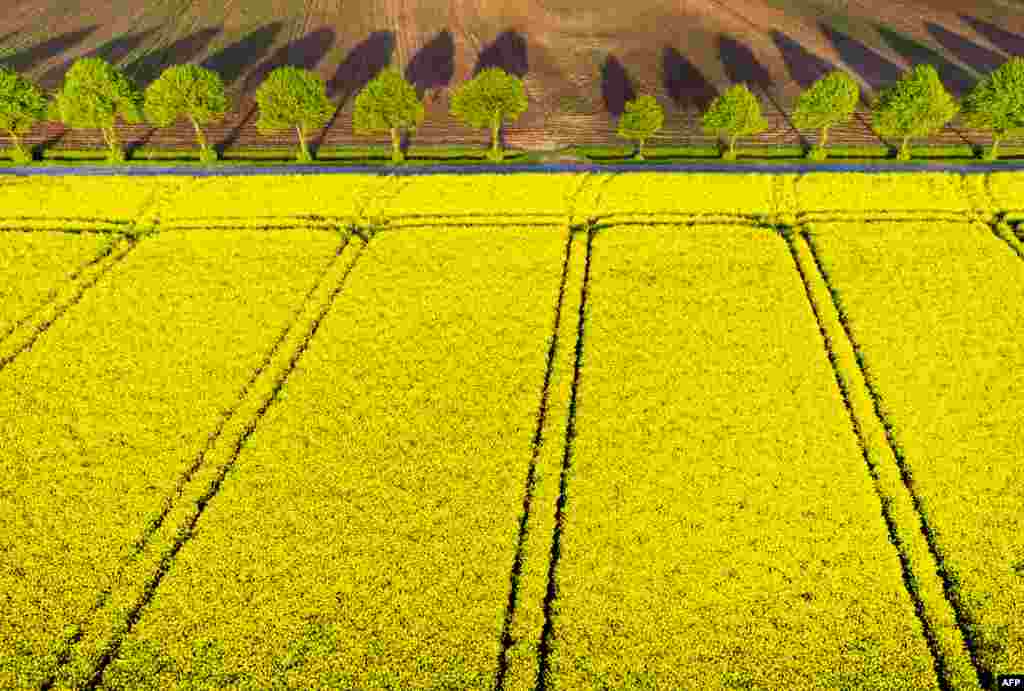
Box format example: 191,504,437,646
780,223,959,691
493,223,575,691
0,228,118,343
535,221,595,691
40,229,358,687
964,174,1024,262
797,228,989,691
0,232,138,375
72,229,368,690
0,177,177,375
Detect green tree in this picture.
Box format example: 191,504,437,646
870,63,958,161
616,94,664,161
144,64,230,163
959,56,1024,161
50,57,143,163
352,66,425,164
254,66,335,163
449,67,528,162
700,83,768,160
0,66,49,163
791,70,860,161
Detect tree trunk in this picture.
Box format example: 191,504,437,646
634,138,645,160
820,124,829,149
490,115,501,161
990,134,1002,160
296,125,310,161
729,133,738,157
190,116,208,154
900,135,910,160
390,127,404,163
102,126,120,158
9,130,22,155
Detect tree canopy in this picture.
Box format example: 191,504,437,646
791,70,860,160
352,66,425,163
255,66,336,162
144,64,230,162
959,56,1024,160
870,63,958,161
616,94,664,160
700,84,768,160
50,57,143,162
448,67,527,162
0,66,49,163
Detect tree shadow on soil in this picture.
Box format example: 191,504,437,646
471,30,530,150
473,30,528,78
600,54,637,118
874,23,976,96
958,14,1024,58
0,25,99,75
404,29,455,102
717,34,806,147
217,27,337,157
39,28,159,88
661,46,718,113
313,31,396,155
399,30,455,155
770,29,840,90
819,21,903,97
924,22,1006,76
201,22,284,88
124,26,222,88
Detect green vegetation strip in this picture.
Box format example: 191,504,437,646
788,227,980,691
0,230,117,339
0,228,345,689
100,224,569,688
547,224,941,689
803,220,1024,686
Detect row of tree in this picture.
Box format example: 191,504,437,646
0,53,1023,164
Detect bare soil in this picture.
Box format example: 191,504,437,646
3,0,1024,154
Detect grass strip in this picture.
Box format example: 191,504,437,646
802,220,1024,688
98,224,570,689
499,225,589,691
546,223,942,689
0,228,344,689
789,226,981,691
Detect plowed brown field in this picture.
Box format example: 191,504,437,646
2,0,1023,154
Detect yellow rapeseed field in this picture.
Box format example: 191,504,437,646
101,224,570,689
0,228,344,688
551,223,942,689
803,219,1024,682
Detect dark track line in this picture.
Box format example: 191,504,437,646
79,232,368,690
0,237,137,376
493,225,577,691
801,231,992,690
536,224,595,691
0,231,121,344
39,229,354,689
780,226,955,691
